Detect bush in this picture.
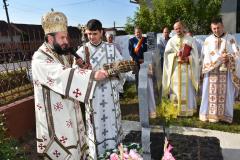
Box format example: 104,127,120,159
0,68,33,107
156,98,178,124
0,114,27,160
0,68,31,92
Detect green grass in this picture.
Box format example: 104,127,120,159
121,82,240,133
120,82,138,104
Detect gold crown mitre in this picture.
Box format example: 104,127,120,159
41,11,68,34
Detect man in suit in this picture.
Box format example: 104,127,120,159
128,26,147,91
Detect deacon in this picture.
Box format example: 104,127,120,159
199,17,240,123
31,11,108,160
162,21,199,116
76,19,126,159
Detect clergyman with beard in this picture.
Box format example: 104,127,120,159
31,11,108,160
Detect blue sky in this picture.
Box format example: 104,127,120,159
0,0,138,28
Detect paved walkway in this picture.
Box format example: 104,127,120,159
122,120,240,160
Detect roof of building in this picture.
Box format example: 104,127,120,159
0,20,81,41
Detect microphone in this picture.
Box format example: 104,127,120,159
68,47,90,68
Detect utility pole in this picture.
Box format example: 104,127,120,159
3,0,10,24
3,0,13,41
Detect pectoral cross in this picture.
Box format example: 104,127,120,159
215,38,222,50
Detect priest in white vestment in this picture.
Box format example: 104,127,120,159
75,19,125,159
199,17,240,123
32,11,108,160
162,21,199,116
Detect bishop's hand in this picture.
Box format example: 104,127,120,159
94,69,108,81
103,60,138,77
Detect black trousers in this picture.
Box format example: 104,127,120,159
135,64,140,94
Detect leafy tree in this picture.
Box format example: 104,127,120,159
124,16,135,34
134,0,152,33
124,0,152,34
125,0,223,34
193,0,223,34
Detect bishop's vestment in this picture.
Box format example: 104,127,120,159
32,42,95,160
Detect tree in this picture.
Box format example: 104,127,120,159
125,0,223,34
124,17,135,34
134,0,152,33
125,0,152,34
193,0,223,34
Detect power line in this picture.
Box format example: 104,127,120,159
10,0,97,13
55,0,97,7
2,0,130,28
110,0,132,6
11,6,44,14
13,1,46,12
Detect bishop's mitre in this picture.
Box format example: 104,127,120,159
41,11,68,35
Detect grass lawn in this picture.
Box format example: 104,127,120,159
120,82,240,133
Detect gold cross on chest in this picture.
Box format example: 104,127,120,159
176,38,183,49
215,38,222,50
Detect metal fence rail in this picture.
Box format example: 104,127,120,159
0,31,81,106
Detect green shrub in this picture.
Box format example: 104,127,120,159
156,98,178,125
0,68,31,92
0,68,33,107
0,114,27,160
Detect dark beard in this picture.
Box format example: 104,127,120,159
53,42,69,55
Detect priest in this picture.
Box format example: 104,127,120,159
199,17,240,123
162,21,199,116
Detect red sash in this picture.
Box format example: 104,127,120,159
134,37,144,54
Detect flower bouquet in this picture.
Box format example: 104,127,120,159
98,143,143,160
162,137,175,160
